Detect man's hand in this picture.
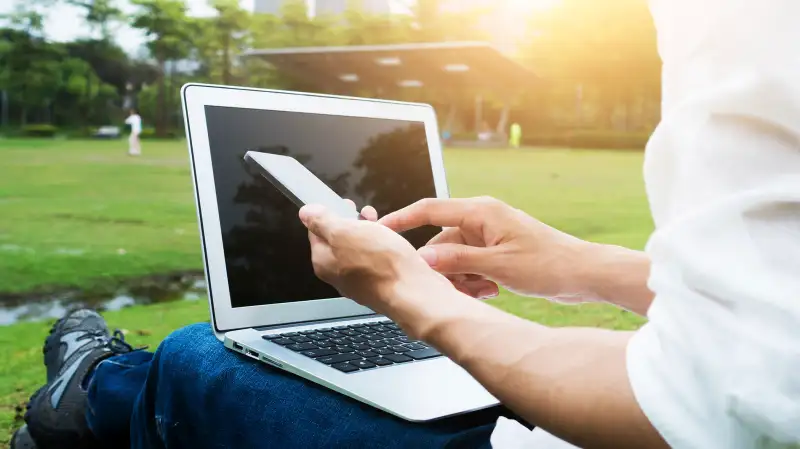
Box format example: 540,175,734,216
298,204,454,328
380,197,597,303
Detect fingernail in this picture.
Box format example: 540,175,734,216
418,247,438,267
477,288,498,299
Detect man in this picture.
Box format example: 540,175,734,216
12,0,800,447
125,109,142,156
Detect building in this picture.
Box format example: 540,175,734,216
315,0,391,16
253,0,392,16
253,0,284,15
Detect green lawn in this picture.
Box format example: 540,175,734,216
0,139,653,447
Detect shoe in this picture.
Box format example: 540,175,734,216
18,309,134,449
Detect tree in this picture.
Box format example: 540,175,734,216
65,0,123,41
130,0,193,136
194,0,251,85
0,28,64,125
522,0,661,131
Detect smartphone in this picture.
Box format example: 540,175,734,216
243,151,360,219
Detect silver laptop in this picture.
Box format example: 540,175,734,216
180,83,498,421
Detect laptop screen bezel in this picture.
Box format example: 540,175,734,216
181,83,450,333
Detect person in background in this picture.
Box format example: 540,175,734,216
125,109,142,156
509,123,522,148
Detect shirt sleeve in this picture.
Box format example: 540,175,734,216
629,1,800,447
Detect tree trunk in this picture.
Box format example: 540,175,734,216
222,33,231,85
157,58,166,137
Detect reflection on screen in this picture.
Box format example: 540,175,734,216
204,106,439,308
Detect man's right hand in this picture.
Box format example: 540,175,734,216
379,197,598,304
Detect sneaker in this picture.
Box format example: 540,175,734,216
14,309,134,449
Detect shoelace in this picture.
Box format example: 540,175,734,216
108,329,135,354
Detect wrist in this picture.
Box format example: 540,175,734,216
576,243,652,310
384,272,467,340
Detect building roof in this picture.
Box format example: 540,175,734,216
242,41,537,95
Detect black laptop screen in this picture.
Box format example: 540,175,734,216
203,105,439,308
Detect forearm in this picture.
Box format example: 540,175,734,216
577,243,654,316
390,285,665,449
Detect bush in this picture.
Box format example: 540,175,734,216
567,130,651,150
523,130,651,150
139,128,180,139
21,124,59,138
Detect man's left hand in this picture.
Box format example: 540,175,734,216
298,204,452,319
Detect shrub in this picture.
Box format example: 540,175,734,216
21,124,59,138
139,128,180,139
523,130,651,150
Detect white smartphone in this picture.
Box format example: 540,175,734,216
243,151,360,219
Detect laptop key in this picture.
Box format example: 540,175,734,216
357,350,378,358
300,330,317,335
324,331,344,338
318,353,361,364
392,331,406,337
395,337,411,343
374,347,393,355
368,341,388,348
367,357,393,366
382,353,413,363
287,343,318,352
262,334,282,340
302,348,338,358
404,343,427,351
354,328,372,334
271,338,295,346
331,338,348,345
350,360,376,369
380,332,396,339
351,343,370,351
291,336,312,343
348,324,367,329
391,345,410,353
386,324,400,330
341,329,359,337
332,362,360,373
407,348,442,360
346,336,367,343
309,333,328,341
362,333,381,340
335,345,355,353
316,340,334,348
283,332,300,337
365,322,383,327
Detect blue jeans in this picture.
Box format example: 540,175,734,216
85,323,518,448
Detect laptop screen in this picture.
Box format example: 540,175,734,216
204,105,439,308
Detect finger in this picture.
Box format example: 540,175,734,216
417,243,489,275
309,232,337,281
379,198,480,232
360,205,378,222
299,205,344,242
457,279,500,299
343,199,356,210
426,227,466,246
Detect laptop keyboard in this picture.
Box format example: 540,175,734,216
262,320,442,373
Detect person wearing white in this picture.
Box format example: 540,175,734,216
297,0,800,447
125,109,142,156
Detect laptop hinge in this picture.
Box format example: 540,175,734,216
252,312,380,332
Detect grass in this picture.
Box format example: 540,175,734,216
0,139,653,447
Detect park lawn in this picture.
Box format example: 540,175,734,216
0,139,653,447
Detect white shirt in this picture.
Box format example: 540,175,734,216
125,114,142,135
493,0,800,447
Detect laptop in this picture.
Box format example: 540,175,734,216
180,83,498,421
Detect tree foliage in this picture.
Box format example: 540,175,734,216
0,0,662,139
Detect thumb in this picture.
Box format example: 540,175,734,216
299,204,340,242
418,243,489,275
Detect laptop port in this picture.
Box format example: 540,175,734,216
245,349,259,359
232,342,244,352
